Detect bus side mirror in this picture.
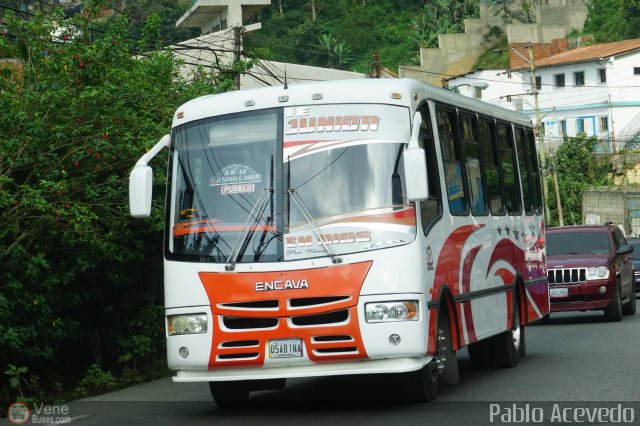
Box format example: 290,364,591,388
403,147,429,201
129,165,153,218
129,134,170,218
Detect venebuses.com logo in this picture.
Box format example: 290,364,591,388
7,401,71,425
7,402,30,424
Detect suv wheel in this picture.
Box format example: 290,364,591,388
604,284,623,322
622,286,636,315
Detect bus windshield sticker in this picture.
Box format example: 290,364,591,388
208,163,262,194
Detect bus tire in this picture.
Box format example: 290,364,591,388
468,339,492,369
408,363,439,402
604,284,623,322
493,294,522,368
518,322,527,358
409,307,457,401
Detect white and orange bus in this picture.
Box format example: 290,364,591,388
129,78,549,404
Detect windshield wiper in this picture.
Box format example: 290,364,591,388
224,188,271,271
225,157,275,271
252,156,278,261
288,187,342,264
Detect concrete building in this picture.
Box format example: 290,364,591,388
173,0,365,89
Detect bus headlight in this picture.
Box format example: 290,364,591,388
587,266,609,280
168,314,208,335
365,301,419,323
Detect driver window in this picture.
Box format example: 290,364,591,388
418,104,442,234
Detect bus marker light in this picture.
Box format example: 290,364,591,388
312,93,323,100
390,92,402,99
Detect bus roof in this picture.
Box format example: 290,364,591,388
172,78,533,128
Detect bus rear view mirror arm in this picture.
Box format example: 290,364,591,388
404,112,429,201
129,134,170,218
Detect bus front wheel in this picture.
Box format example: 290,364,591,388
409,309,458,402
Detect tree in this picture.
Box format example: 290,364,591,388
410,0,479,48
0,7,234,405
317,33,352,69
622,0,640,39
582,0,626,42
546,135,612,226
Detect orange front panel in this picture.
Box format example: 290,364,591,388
198,262,372,369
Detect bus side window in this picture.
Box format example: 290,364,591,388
461,113,487,215
497,124,522,215
515,127,533,214
418,104,442,233
478,119,504,215
436,107,467,214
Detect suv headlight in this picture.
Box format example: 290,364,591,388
365,301,419,323
168,314,208,335
587,266,609,280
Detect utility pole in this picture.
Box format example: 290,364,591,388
608,94,616,153
519,43,561,225
373,50,380,78
233,26,242,90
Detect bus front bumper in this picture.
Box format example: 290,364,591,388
172,356,433,382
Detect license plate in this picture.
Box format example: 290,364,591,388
268,339,303,359
550,287,569,298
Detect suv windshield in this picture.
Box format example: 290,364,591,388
546,231,612,256
166,104,414,263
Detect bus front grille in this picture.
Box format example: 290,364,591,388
290,309,349,327
222,316,279,330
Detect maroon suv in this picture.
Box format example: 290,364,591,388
546,224,636,321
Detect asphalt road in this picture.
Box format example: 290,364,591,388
5,309,640,426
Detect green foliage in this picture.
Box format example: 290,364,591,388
411,0,479,48
5,365,28,398
73,363,118,398
0,7,235,405
474,37,509,69
316,33,352,69
482,0,543,24
582,0,640,42
546,135,613,226
246,0,480,74
582,0,626,42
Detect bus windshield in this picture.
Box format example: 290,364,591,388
167,104,415,263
